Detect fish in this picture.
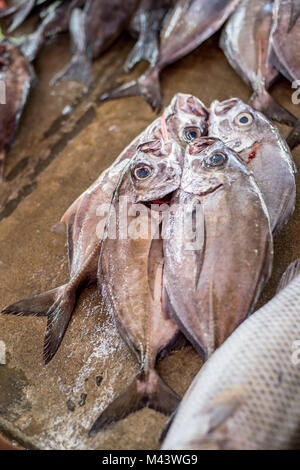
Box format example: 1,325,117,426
209,98,296,235
89,137,183,435
163,136,273,360
0,0,42,33
269,0,300,149
162,259,300,450
1,93,208,364
21,0,85,62
220,0,297,126
0,40,34,181
51,0,139,87
100,0,240,112
124,0,174,71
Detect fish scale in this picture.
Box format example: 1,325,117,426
162,261,300,450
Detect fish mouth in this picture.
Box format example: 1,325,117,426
212,98,239,116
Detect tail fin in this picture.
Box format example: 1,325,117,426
287,120,300,150
89,369,180,436
250,89,297,127
124,32,159,72
50,53,93,88
2,284,76,364
99,67,162,113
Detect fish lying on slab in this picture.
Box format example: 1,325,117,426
2,93,208,364
269,0,300,149
125,0,174,71
220,0,297,126
100,0,240,112
164,137,273,360
51,0,139,87
0,39,34,181
162,259,300,450
209,98,296,235
89,138,183,435
21,0,85,62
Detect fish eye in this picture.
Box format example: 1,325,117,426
234,112,254,128
204,152,227,168
133,164,152,180
183,126,202,142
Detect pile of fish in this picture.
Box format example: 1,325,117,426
3,91,299,449
0,0,300,180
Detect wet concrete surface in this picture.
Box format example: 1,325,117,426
0,27,299,449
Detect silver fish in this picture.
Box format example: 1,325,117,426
100,0,240,112
89,138,183,435
162,259,300,450
220,0,297,126
163,136,273,360
209,97,296,235
270,0,300,149
52,0,139,87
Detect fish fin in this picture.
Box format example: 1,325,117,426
50,52,93,88
124,32,159,71
250,89,297,127
0,151,5,182
89,370,180,435
277,259,300,293
21,29,44,62
287,120,300,150
8,0,35,33
2,284,76,364
99,67,162,113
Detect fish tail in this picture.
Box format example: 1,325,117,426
20,29,44,62
250,89,297,127
99,67,162,113
89,369,180,436
50,52,93,88
287,120,300,150
2,284,76,364
124,32,159,72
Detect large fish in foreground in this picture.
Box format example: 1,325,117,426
52,0,139,87
2,93,208,364
100,0,240,112
269,0,300,149
163,137,273,360
162,260,300,450
209,98,296,235
220,0,297,126
0,40,34,181
89,138,183,435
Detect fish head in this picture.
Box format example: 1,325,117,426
209,98,271,156
182,136,250,195
129,138,182,203
162,93,209,149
